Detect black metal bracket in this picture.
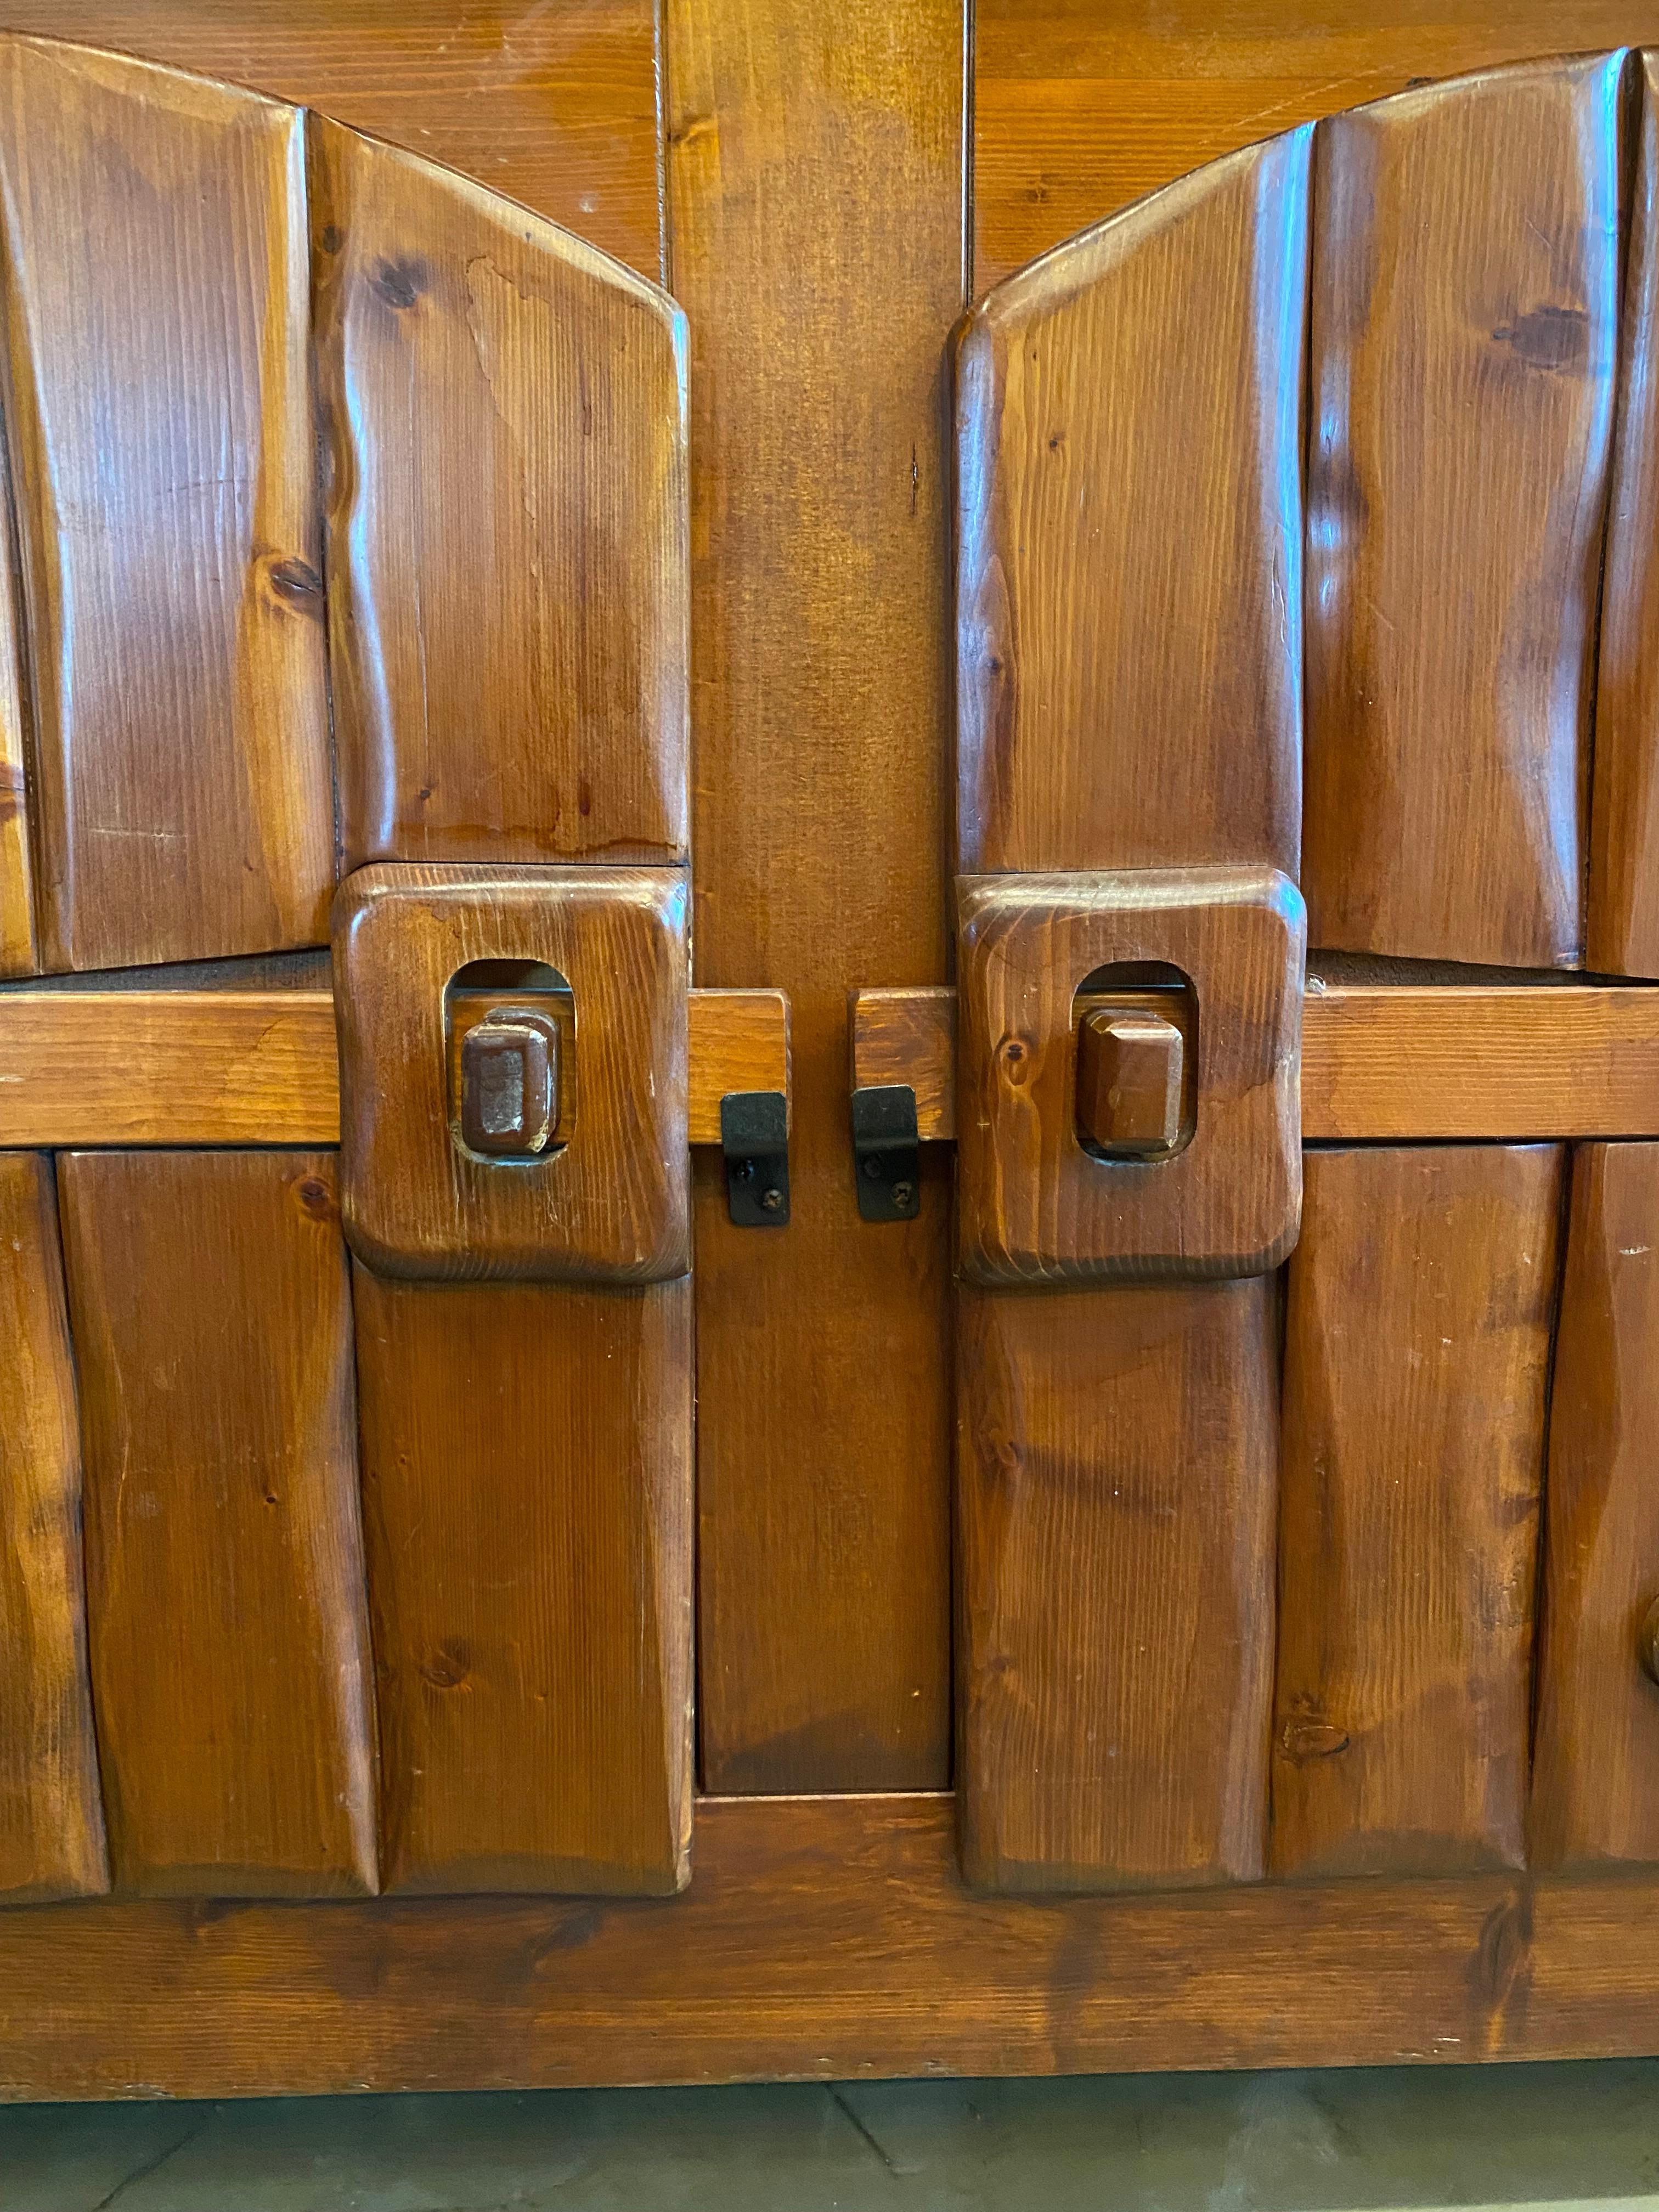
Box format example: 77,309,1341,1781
721,1091,790,1227
851,1083,921,1222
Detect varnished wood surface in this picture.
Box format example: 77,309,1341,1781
313,118,689,874
0,2,662,281
354,1271,692,1895
853,980,1659,1142
334,865,690,1283
956,131,1307,878
58,1150,379,1897
0,986,786,1149
1302,55,1622,969
13,1792,1659,2096
1272,1145,1562,1878
0,36,335,972
974,3,1659,293
670,0,963,1792
1533,1143,1659,1867
958,1280,1278,1893
0,416,33,978
955,871,1305,1285
0,1154,106,1901
1592,49,1659,977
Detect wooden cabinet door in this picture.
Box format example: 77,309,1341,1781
14,4,1659,2101
0,36,710,1903
939,49,1659,1899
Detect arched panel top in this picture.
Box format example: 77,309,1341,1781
960,49,1637,977
0,34,689,974
956,128,1310,879
312,119,690,873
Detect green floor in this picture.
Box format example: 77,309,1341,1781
2,2062,1657,2210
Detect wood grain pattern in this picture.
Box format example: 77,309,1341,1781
354,1269,692,1895
958,1279,1278,1893
0,410,34,977
855,980,1659,1142
956,129,1307,877
974,2,1659,294
1272,1144,1562,1880
0,985,784,1149
312,117,689,873
956,870,1304,1285
334,865,690,1284
58,1149,378,1897
13,1793,1659,2096
0,1152,106,1900
1592,48,1659,977
1532,1142,1659,1868
670,0,963,1792
1303,55,1623,969
0,1,662,281
0,35,335,972
689,988,791,1124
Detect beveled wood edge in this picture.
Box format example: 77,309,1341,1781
1,1790,1654,2098
0,987,789,1149
851,982,1659,1141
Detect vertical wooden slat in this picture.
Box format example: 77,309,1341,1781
669,0,964,1793
354,1271,692,1895
956,128,1310,877
1592,50,1659,977
59,1150,377,1897
0,36,334,972
0,1153,105,1899
1303,55,1624,969
1272,1144,1562,1880
320,119,694,1890
951,120,1307,1889
958,1280,1277,1894
1533,1142,1659,1867
312,117,688,873
0,416,35,977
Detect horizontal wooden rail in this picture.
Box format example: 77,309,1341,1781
0,987,790,1148
851,982,1659,1142
1,1791,1656,2096
5,978,1657,1150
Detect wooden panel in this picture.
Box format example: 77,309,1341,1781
58,1150,378,1897
0,985,787,1149
0,2,662,281
0,1153,105,1900
956,128,1307,877
1592,49,1659,977
1533,1143,1659,1867
670,0,963,1792
974,3,1659,294
957,1279,1277,1893
1272,1145,1562,1880
313,118,688,873
0,36,334,972
16,1794,1659,2094
1302,55,1623,970
0,421,33,977
353,1270,692,1895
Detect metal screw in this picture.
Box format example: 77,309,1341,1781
735,1157,756,1182
891,1181,915,1209
862,1155,883,1180
760,1186,784,1212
